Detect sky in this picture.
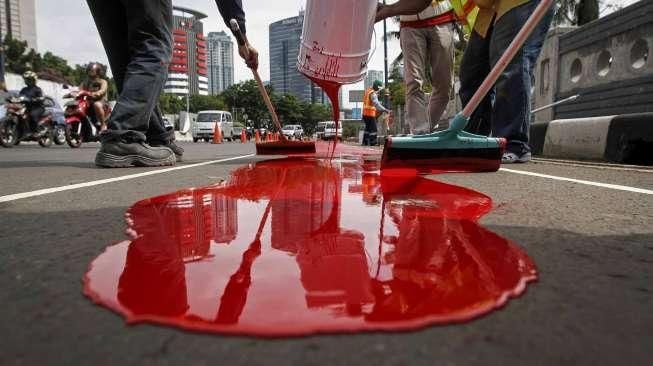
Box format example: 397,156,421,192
35,0,402,108
35,0,635,108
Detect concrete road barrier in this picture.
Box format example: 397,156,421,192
530,113,653,165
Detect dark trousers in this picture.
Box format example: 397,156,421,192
362,116,378,146
27,106,45,133
87,0,173,144
459,0,553,154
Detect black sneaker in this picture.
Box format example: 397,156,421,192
95,140,176,168
150,140,184,162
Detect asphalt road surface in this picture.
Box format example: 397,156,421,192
1,141,651,366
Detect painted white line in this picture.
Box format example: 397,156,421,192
500,168,653,195
0,154,255,203
532,158,653,173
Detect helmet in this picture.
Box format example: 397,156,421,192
23,70,38,82
373,80,383,90
86,62,106,77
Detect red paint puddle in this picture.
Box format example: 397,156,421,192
84,152,537,337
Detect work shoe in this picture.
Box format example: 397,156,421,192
502,151,532,164
95,140,176,168
150,140,184,162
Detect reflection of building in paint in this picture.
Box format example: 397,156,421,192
270,165,341,253
165,191,238,262
269,163,373,310
212,194,238,243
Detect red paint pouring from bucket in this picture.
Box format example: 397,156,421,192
84,152,537,337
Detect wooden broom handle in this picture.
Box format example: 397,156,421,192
230,19,287,141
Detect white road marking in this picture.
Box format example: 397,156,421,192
531,158,653,173
0,154,255,203
500,168,653,195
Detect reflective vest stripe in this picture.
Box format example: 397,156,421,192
362,88,377,118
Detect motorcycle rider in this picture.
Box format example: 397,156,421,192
19,71,46,137
79,62,109,132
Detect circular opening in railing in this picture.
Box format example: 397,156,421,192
596,50,612,77
570,58,582,83
630,39,648,69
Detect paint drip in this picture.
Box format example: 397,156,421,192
84,145,537,337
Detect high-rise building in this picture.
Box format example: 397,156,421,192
0,0,37,50
164,6,209,96
207,31,234,95
269,11,327,104
364,70,384,90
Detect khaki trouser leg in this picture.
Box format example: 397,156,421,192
401,27,429,134
428,23,454,130
401,24,455,133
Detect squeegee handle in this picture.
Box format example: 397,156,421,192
229,19,287,141
461,0,554,118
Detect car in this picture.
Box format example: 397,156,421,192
281,124,304,139
191,110,234,142
315,121,342,141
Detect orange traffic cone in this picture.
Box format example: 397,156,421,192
255,129,261,143
241,128,247,143
212,121,222,144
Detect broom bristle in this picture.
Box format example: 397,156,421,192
255,141,317,155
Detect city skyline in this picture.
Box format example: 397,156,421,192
269,11,326,104
164,6,209,97
1,0,37,50
207,31,234,95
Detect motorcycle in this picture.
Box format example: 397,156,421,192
63,91,111,148
0,96,55,148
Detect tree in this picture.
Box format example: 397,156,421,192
554,0,618,27
273,94,303,125
222,80,272,129
300,101,331,134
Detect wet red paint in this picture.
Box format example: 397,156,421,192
309,77,342,154
84,149,537,337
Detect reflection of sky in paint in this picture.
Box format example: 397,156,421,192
85,146,537,336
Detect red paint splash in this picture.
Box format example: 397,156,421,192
84,148,537,337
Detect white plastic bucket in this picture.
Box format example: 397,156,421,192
297,0,377,84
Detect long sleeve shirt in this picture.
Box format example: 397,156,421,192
215,0,247,36
370,91,389,113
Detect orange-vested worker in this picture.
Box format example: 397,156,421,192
362,80,391,146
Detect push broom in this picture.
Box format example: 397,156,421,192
229,19,316,155
381,0,554,173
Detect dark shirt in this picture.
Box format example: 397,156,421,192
19,85,44,107
215,0,246,36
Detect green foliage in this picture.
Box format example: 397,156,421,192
2,37,118,95
222,80,272,129
342,123,361,139
387,65,405,107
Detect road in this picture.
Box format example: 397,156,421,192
1,141,651,366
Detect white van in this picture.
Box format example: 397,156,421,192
192,110,234,142
315,121,342,141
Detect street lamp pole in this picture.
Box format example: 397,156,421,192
382,0,389,108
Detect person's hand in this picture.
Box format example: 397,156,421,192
375,2,390,23
239,42,259,70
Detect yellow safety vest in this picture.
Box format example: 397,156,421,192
450,0,479,35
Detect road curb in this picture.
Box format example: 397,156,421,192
530,113,653,165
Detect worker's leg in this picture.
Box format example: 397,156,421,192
427,23,454,130
95,0,172,143
88,0,175,167
489,0,553,159
401,27,430,134
459,28,493,136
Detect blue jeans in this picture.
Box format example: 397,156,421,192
459,0,553,154
87,0,174,144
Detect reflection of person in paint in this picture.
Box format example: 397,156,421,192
215,239,261,324
118,203,189,318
